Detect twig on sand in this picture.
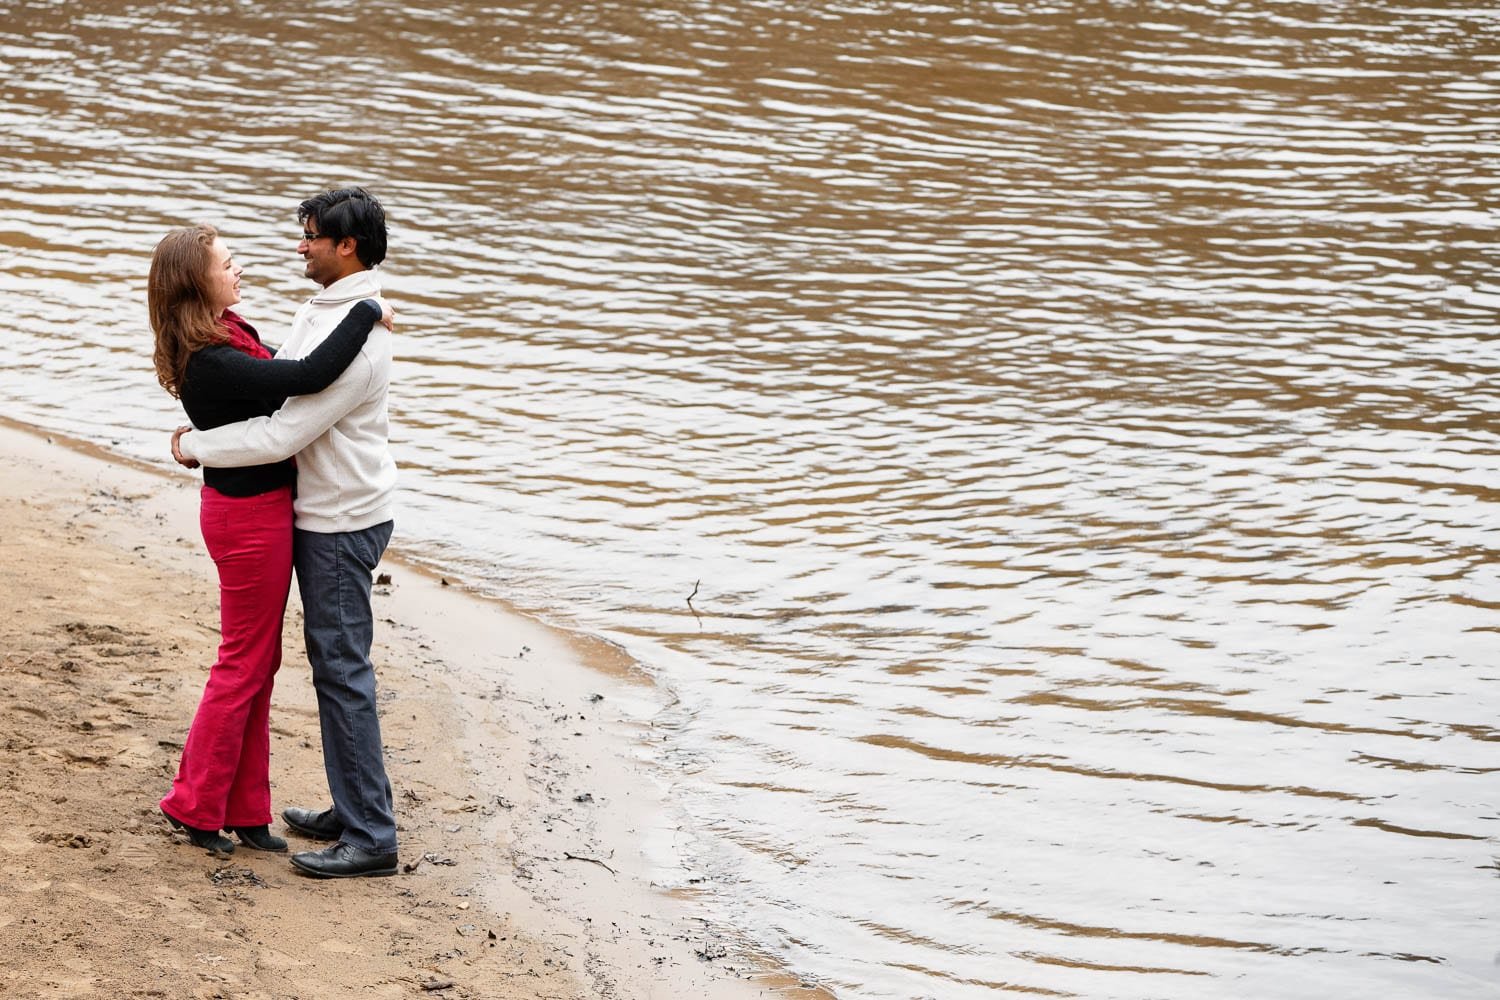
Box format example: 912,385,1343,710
564,851,617,875
402,851,456,874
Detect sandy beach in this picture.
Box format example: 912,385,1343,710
0,418,790,999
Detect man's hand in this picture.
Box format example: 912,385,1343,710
380,302,395,330
171,426,199,469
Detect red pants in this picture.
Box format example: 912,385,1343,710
160,485,293,830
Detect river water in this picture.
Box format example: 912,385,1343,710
3,2,1499,997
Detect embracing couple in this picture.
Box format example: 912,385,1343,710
148,187,401,879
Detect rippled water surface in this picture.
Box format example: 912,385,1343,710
4,2,1500,996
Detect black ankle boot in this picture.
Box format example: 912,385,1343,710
162,808,235,854
229,825,288,853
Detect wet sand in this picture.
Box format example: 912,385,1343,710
0,418,787,999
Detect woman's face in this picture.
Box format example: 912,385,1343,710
206,237,242,315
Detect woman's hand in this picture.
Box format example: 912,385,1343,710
171,426,199,469
380,302,395,330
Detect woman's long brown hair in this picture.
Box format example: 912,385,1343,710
149,224,228,398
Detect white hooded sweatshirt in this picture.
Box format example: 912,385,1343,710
180,270,397,533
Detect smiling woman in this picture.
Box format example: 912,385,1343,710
208,237,243,313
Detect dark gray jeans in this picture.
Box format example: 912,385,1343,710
293,520,396,854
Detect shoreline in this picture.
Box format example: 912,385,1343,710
0,417,798,998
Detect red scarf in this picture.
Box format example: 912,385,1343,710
217,309,293,469
220,310,271,360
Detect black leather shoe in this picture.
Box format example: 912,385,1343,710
162,808,235,855
281,805,343,840
230,825,288,853
289,841,398,879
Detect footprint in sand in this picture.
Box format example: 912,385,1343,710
255,947,310,972
60,622,125,644
112,733,158,766
66,880,152,922
0,827,40,855
317,938,363,955
144,946,189,977
149,884,209,931
102,688,156,708
111,833,157,869
57,746,113,769
58,622,161,664
27,956,97,998
67,881,122,905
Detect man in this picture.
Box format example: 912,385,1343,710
174,187,400,878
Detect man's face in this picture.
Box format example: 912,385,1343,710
298,217,345,286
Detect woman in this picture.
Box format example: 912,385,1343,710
148,223,391,855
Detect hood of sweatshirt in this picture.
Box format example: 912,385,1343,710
311,269,383,306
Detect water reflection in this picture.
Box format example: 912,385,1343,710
2,1,1499,997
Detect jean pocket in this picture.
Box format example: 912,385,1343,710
342,521,393,572
199,502,229,537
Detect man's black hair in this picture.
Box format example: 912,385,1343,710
298,186,387,268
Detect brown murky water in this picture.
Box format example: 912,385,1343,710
3,2,1498,996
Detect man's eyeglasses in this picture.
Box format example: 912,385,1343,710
299,231,329,242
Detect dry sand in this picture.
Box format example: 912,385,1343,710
0,418,798,999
